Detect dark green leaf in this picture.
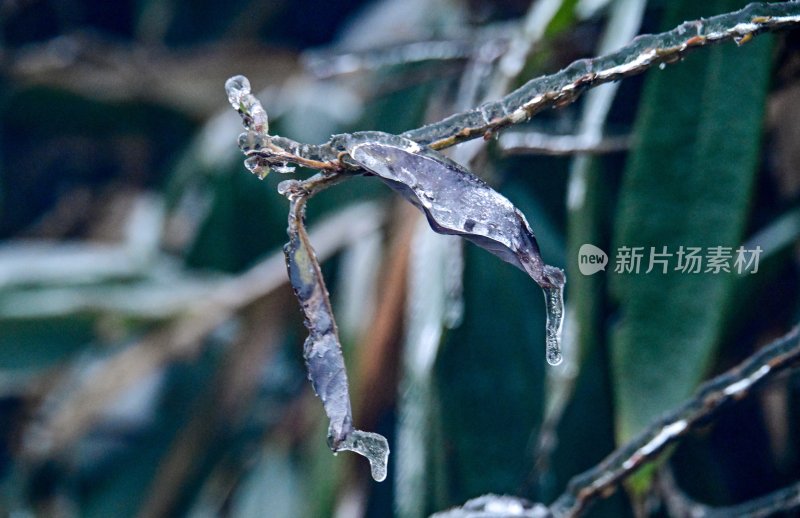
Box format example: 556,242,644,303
610,0,774,442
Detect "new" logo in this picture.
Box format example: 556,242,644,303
578,244,608,275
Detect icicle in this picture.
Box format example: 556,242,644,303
542,273,565,366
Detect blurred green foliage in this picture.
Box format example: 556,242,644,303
1,0,799,517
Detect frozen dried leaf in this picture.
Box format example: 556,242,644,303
284,197,389,481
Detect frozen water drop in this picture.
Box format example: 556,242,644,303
225,75,250,108
272,162,297,174
226,75,268,133
244,156,268,180
336,430,390,482
547,349,563,366
277,179,296,195
277,179,305,200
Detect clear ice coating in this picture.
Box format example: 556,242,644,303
225,74,268,134
272,162,296,174
225,75,250,108
225,78,391,482
346,132,566,366
243,156,295,180
276,179,301,198
226,75,280,178
335,429,390,482
244,156,268,179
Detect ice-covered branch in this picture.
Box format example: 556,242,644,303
405,1,800,149
548,325,800,517
434,325,800,517
223,0,800,487
228,1,800,178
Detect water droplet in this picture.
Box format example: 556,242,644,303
336,430,390,482
244,156,268,179
225,75,250,108
226,75,269,133
659,62,666,70
272,162,296,174
277,179,297,194
542,269,565,366
278,179,305,200
547,348,563,366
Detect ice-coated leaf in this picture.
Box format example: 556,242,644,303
342,131,566,364
283,196,389,481
284,201,352,443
